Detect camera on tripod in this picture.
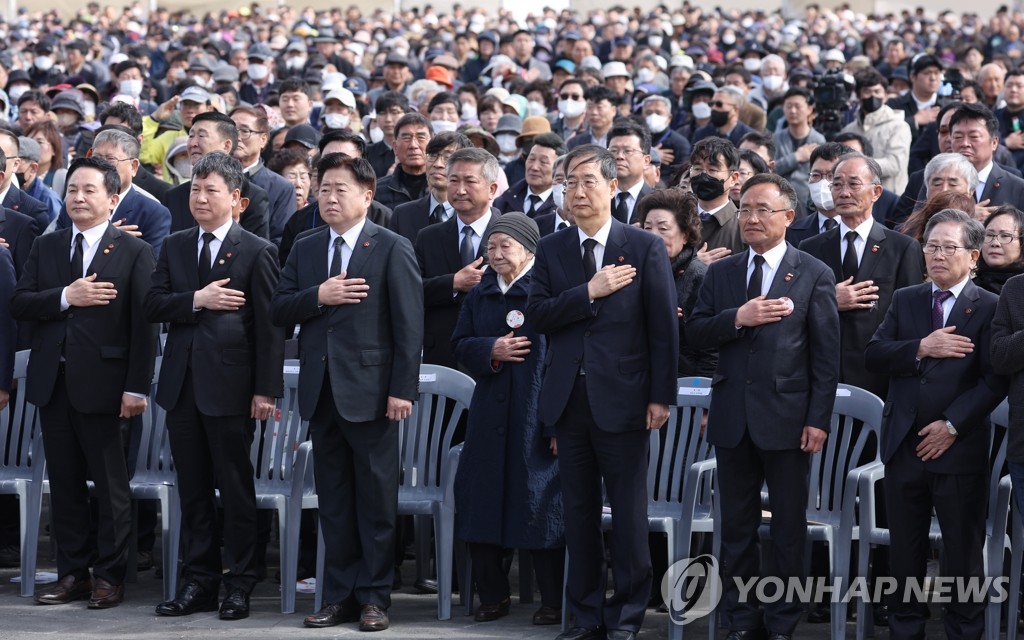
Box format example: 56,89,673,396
811,69,853,140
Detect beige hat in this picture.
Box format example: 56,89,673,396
515,116,552,147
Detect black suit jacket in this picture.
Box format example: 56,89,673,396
980,163,1024,206
534,213,572,237
687,244,840,450
415,213,500,368
57,187,172,258
616,184,654,224
133,166,171,200
248,163,298,247
389,195,437,245
271,221,424,422
527,220,678,434
865,281,1007,472
166,178,270,240
11,224,158,413
992,274,1024,462
365,140,395,178
799,220,924,397
0,246,16,391
279,200,393,267
2,187,49,236
785,212,827,247
0,206,38,277
144,222,284,416
493,179,557,218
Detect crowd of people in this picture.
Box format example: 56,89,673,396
4,1,1024,639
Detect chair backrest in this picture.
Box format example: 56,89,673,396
399,364,474,493
807,384,884,518
251,359,307,495
131,356,175,484
0,351,39,481
649,377,714,505
987,400,1010,523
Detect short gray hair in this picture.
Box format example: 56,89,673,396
93,128,141,160
564,144,616,181
716,85,746,106
923,153,979,195
446,147,500,184
641,94,672,111
192,151,245,193
834,152,882,184
923,208,986,250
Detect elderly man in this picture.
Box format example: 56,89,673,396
692,86,757,146
495,133,565,218
865,209,1007,640
374,113,432,209
978,63,1006,111
390,132,474,244
641,95,691,173
842,68,911,195
923,153,980,200
230,105,296,246
0,129,49,235
17,137,62,224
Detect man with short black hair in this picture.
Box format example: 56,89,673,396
278,78,315,128
230,106,296,246
607,122,653,224
366,92,410,177
950,102,1024,215
692,86,756,145
495,133,566,218
774,87,826,217
689,137,745,259
567,86,620,150
887,54,944,143
374,113,432,209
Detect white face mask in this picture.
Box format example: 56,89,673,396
461,103,477,120
83,101,96,120
645,113,669,134
527,100,547,116
58,113,78,129
369,126,384,143
809,179,834,212
119,79,143,98
691,101,712,119
649,35,663,50
762,75,784,92
636,67,656,84
34,56,53,71
722,33,736,46
324,113,351,130
495,133,518,154
431,119,458,133
743,58,762,73
552,184,565,210
173,157,192,179
248,63,269,81
8,85,28,102
286,57,307,70
558,98,586,118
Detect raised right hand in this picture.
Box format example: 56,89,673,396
587,264,636,299
66,273,117,307
152,95,180,122
317,271,369,306
696,242,731,265
735,295,792,327
917,326,974,359
194,277,246,311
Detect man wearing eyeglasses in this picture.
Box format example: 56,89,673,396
230,106,296,247
866,210,1007,640
950,102,1024,220
688,173,839,640
606,122,653,225
549,79,588,143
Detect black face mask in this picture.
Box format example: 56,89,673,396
710,109,731,127
690,172,726,201
861,96,883,114
14,173,27,187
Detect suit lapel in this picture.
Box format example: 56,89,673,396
56,228,73,285
730,250,752,310
84,223,122,277
556,225,586,285
477,214,500,260
983,166,1004,202
208,222,242,282
854,221,887,282
112,188,136,225
183,227,201,291
344,220,379,277
819,227,843,282
442,218,461,272
764,244,801,300
914,284,934,344
945,279,982,333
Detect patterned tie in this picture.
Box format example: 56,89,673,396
842,230,859,281
198,232,214,284
70,232,84,279
747,254,765,300
823,218,839,233
932,290,953,331
582,238,597,281
460,226,476,266
329,236,344,277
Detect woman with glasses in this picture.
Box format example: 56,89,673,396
975,204,1024,294
728,149,770,209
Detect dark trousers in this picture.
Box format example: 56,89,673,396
311,375,398,609
468,542,565,608
885,436,987,640
166,370,258,594
716,430,811,635
39,371,132,585
557,375,651,633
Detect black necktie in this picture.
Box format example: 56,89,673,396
460,226,475,266
747,254,765,300
70,232,84,280
823,218,839,233
582,238,597,281
613,192,629,223
842,230,859,280
198,232,214,284
557,220,568,231
527,194,542,216
430,203,445,225
329,236,344,277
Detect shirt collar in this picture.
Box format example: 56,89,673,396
527,186,553,202
701,201,730,218
329,217,367,249
748,241,788,272
457,210,492,238
72,220,110,248
838,216,874,242
428,195,453,217
578,216,613,247
110,186,132,218
614,180,644,202
818,212,835,230
201,218,234,244
0,184,10,205
244,160,261,175
932,276,970,298
977,162,994,184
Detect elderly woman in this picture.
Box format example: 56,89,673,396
638,189,717,377
266,148,313,210
975,204,1024,294
452,213,564,626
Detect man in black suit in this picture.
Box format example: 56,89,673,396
0,143,38,276
527,145,678,640
272,153,423,631
951,102,1024,219
11,157,158,609
494,133,566,218
800,154,923,398
687,173,840,640
786,142,855,247
992,271,1024,519
230,106,297,247
865,209,1007,640
146,152,284,621
535,155,574,236
389,131,473,244
164,112,270,240
0,244,14,410
0,129,49,234
415,147,501,369
606,122,653,225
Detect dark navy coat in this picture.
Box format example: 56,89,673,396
452,267,564,549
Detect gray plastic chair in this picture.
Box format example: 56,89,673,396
127,356,182,601
856,398,1009,640
0,350,46,598
250,359,314,614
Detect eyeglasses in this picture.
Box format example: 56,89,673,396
426,152,453,164
738,207,789,220
984,231,1021,245
564,178,607,191
559,93,583,100
608,147,643,158
92,154,130,164
283,170,311,181
237,127,266,138
808,171,834,183
829,180,876,193
923,243,967,256
689,166,731,177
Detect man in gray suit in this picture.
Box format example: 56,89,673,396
271,153,423,632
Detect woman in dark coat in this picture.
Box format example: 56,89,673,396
451,213,565,626
637,188,718,377
975,204,1024,294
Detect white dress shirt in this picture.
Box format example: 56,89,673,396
60,221,111,310
327,218,367,275
975,162,994,203
933,277,970,326
838,217,874,269
196,219,233,270
456,211,492,257
747,241,789,295
578,217,613,272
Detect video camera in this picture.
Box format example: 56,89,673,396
810,69,853,141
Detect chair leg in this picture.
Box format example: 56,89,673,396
414,514,432,585
19,484,43,598
278,505,296,614
1010,514,1023,640
561,550,570,632
125,499,139,584
435,507,453,620
456,539,474,616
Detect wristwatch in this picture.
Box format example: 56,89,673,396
945,420,958,437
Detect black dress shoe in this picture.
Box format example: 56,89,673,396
155,581,219,616
807,603,830,623
35,574,93,605
303,602,360,628
725,629,767,640
532,605,562,625
136,551,154,572
607,631,638,640
767,634,792,640
555,627,605,640
474,598,510,622
414,578,438,594
359,604,389,632
219,588,250,620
